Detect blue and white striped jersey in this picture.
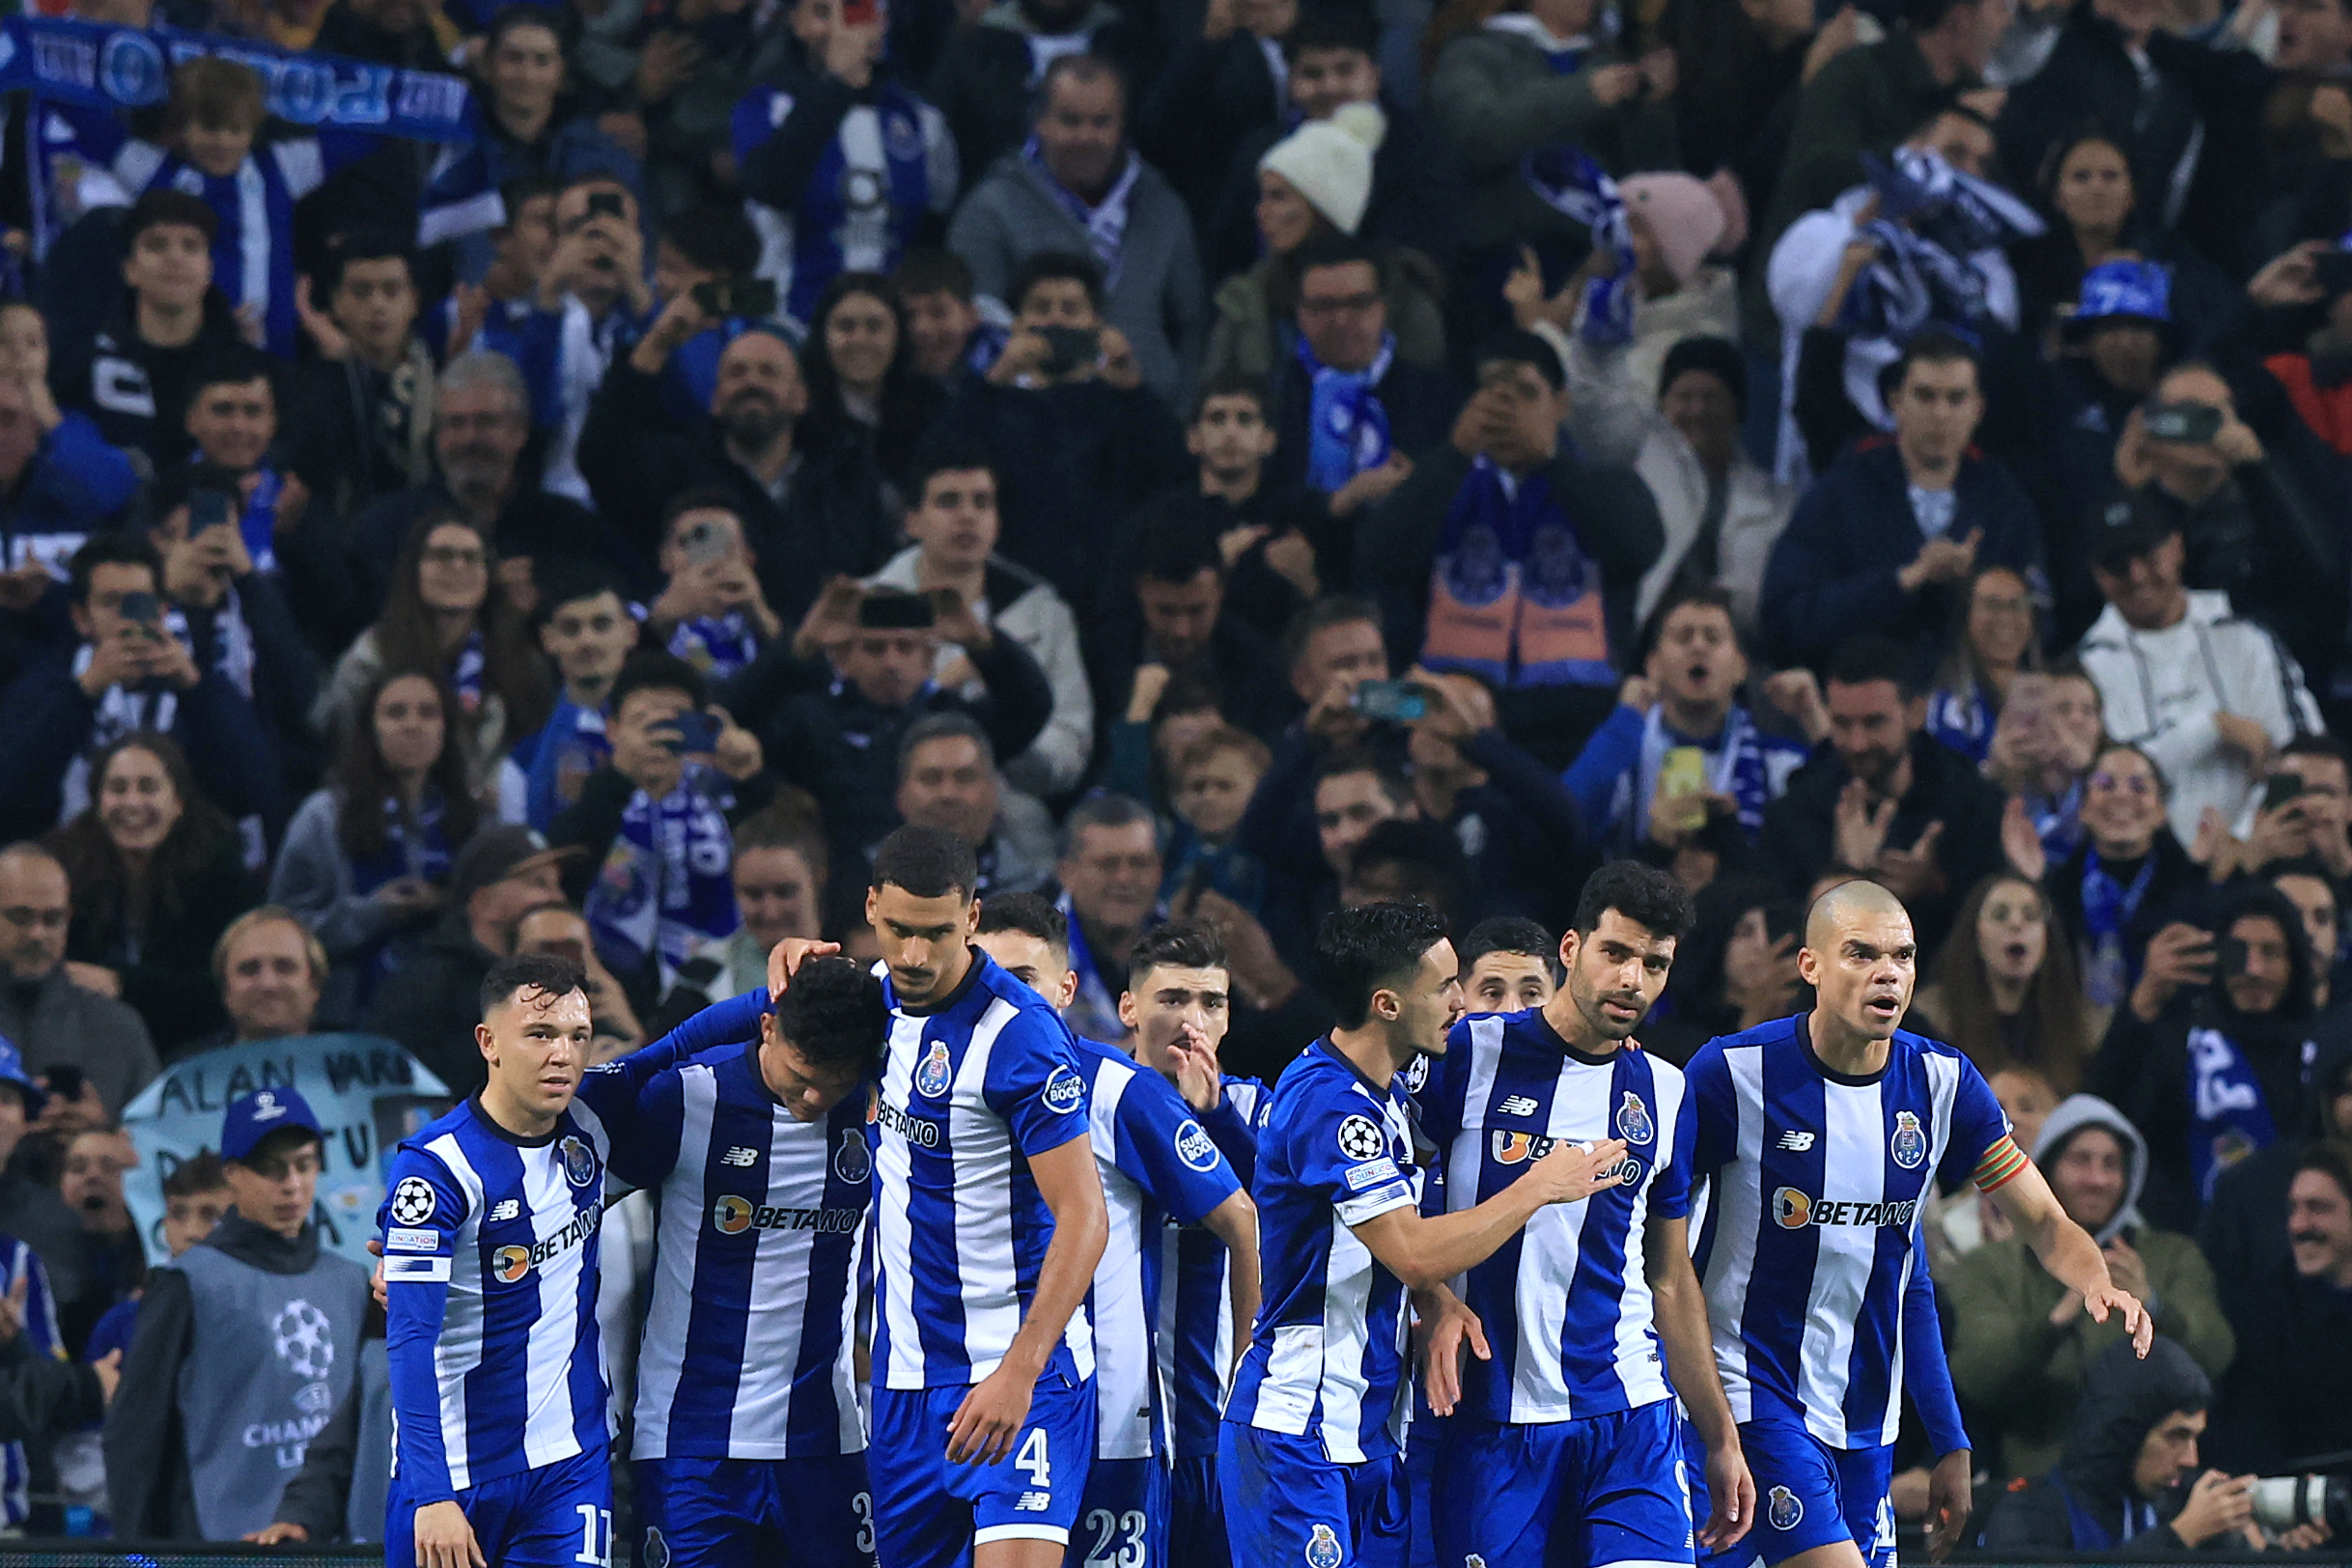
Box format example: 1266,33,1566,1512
1156,1075,1270,1460
1074,1039,1243,1462
872,949,1096,1390
0,1238,57,1526
1227,1041,1425,1466
597,1038,872,1461
380,1097,614,1497
1685,1017,2025,1449
1416,1010,1694,1424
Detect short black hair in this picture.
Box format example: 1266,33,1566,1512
1347,818,1469,915
871,824,978,902
1826,633,1923,700
608,648,708,718
1890,328,1980,392
770,955,890,1078
1061,793,1159,858
1285,0,1379,59
893,245,974,303
2294,1141,2352,1207
899,712,995,783
1128,919,1228,986
125,187,217,249
1461,916,1557,974
908,432,1000,504
1190,372,1271,424
1476,330,1567,391
1573,859,1695,940
189,343,279,401
1317,900,1452,1029
319,229,414,295
69,534,161,604
661,204,762,277
487,4,562,50
1010,250,1105,314
976,890,1068,950
163,1150,230,1198
1312,744,1411,801
1128,494,1226,587
660,487,746,535
531,559,630,630
2281,734,2352,772
1280,594,1385,675
1294,232,1386,290
481,951,587,1018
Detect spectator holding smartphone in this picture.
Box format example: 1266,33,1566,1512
0,535,277,846
2041,742,2209,1020
550,650,770,1003
645,492,779,684
0,301,140,613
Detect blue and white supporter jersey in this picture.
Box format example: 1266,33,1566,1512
1416,1011,1693,1423
1227,1041,1425,1465
1156,1076,1270,1459
872,949,1097,1389
1685,1018,2027,1449
379,1097,614,1497
603,1039,873,1461
1075,1039,1243,1460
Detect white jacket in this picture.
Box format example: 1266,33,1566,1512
868,546,1096,795
2075,590,2321,842
1631,424,1797,633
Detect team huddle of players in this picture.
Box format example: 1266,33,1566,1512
376,825,2155,1568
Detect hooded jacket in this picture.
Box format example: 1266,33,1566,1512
2198,1021,2352,1334
1946,1096,2234,1484
2091,882,2322,1230
1974,1335,2215,1554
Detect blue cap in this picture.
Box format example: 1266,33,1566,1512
0,1038,44,1118
2067,260,2173,338
221,1087,323,1162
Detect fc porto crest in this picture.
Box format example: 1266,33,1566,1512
915,1039,954,1098
1768,1485,1805,1531
559,1134,598,1189
1304,1524,1343,1568
1890,1109,1927,1170
1615,1089,1654,1144
835,1126,873,1185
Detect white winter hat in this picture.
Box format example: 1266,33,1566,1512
1257,101,1387,236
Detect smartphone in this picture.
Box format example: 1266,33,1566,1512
691,276,779,321
586,190,627,222
1660,746,1708,799
2263,772,2307,813
2142,403,2224,444
1036,324,1101,377
2217,936,2252,978
681,519,732,567
661,711,724,754
118,590,161,629
188,489,235,537
43,1064,83,1104
1351,679,1432,724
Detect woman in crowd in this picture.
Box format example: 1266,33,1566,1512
1925,565,2044,765
1912,872,2098,1093
2040,742,2211,1020
796,272,946,500
47,734,256,1058
314,512,550,793
270,670,482,1025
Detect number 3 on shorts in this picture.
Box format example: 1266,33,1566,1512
1014,1428,1050,1490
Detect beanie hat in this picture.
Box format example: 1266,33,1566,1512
1659,334,1749,416
1258,101,1387,236
1617,172,1728,288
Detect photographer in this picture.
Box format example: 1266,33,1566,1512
2209,1143,2352,1479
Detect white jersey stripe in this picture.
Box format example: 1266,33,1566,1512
632,1066,716,1456
877,1013,928,1389
949,1000,1023,1379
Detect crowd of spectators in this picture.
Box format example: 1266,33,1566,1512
0,0,2341,1543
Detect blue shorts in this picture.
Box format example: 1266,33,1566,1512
1687,1418,1893,1568
633,1453,875,1568
1403,1405,1447,1568
1169,1454,1229,1568
869,1374,1096,1568
1065,1456,1168,1567
1435,1399,1694,1568
1218,1422,1408,1568
385,1446,611,1568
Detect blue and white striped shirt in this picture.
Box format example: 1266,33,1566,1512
1155,1075,1268,1460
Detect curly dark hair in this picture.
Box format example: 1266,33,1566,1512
772,955,891,1078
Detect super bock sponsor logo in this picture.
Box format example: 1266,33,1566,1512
1042,1065,1084,1114
1174,1118,1220,1172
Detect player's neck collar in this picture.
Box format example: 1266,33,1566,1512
900,946,983,1017
469,1090,566,1146
1798,1015,1893,1086
1534,1004,1622,1067
1317,1033,1408,1096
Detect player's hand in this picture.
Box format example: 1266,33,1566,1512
1924,1446,1973,1561
2082,1280,2152,1356
412,1499,486,1568
943,1361,1034,1465
1411,1286,1488,1416
0,1272,26,1343
2170,1470,2255,1547
367,1237,388,1310
1168,1024,1222,1113
1698,1437,1756,1551
765,937,844,1002
1522,1136,1631,1206
245,1521,308,1545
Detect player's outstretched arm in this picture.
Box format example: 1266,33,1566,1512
945,1131,1107,1465
1200,1190,1260,1374
1645,1217,1753,1551
1987,1159,2152,1355
1901,1260,1974,1562
1351,1136,1632,1292
381,1156,479,1565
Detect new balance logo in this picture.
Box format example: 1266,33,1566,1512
1497,1095,1539,1118
1015,1492,1051,1513
719,1146,759,1167
1776,1131,1816,1152
488,1199,520,1221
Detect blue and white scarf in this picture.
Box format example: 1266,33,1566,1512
2080,847,2156,1009
2184,1025,2283,1202
1610,704,1776,852
1924,680,1994,765
1025,137,1140,291
1298,330,1394,491
1522,144,1636,348
668,612,763,682
583,764,741,984
449,629,486,715
238,467,285,573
